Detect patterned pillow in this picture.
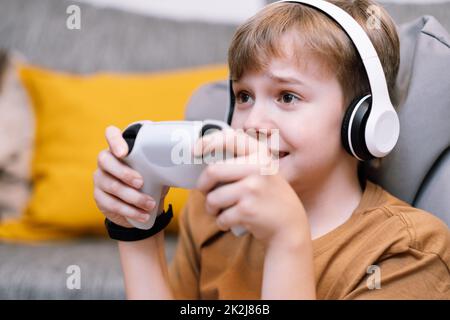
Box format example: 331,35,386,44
0,51,34,221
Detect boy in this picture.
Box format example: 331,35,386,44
93,0,450,299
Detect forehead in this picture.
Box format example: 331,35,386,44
237,32,336,84
241,55,337,87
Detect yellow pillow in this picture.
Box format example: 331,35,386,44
0,64,228,242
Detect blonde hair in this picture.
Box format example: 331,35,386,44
228,0,400,106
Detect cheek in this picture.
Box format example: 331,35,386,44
282,108,343,156
230,110,247,130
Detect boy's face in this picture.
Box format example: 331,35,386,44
231,34,354,193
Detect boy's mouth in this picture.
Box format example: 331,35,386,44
271,150,290,159
279,151,289,158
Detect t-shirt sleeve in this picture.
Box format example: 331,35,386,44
344,249,450,299
343,212,450,300
168,201,201,299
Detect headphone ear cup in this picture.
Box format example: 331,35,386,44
341,95,373,161
341,101,356,157
227,79,235,125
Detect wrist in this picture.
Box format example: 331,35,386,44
118,231,173,300
263,229,316,300
268,227,312,252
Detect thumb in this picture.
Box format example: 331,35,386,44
105,125,129,159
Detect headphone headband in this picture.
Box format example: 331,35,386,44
280,0,391,108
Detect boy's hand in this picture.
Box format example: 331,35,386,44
194,130,310,248
93,125,168,228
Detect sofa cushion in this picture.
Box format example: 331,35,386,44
0,239,125,299
0,234,178,299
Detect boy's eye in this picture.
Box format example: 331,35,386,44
236,91,253,105
278,92,301,104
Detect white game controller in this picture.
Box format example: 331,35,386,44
122,119,247,237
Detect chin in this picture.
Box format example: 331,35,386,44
275,153,308,186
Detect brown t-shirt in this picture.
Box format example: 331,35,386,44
168,181,450,299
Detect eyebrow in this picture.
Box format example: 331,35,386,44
233,72,308,87
267,72,306,86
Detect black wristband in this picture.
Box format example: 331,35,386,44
105,204,173,242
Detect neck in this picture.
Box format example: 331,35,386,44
297,158,364,240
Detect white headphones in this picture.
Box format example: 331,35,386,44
226,0,400,161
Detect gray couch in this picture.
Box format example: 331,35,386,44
0,0,449,299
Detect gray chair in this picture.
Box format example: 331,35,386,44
368,16,450,226
185,16,450,226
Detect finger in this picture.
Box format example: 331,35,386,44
194,129,262,159
94,187,151,223
197,160,260,194
95,169,155,212
105,125,128,159
205,180,243,217
97,150,143,189
215,204,242,232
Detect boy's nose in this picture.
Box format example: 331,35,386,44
243,105,276,140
